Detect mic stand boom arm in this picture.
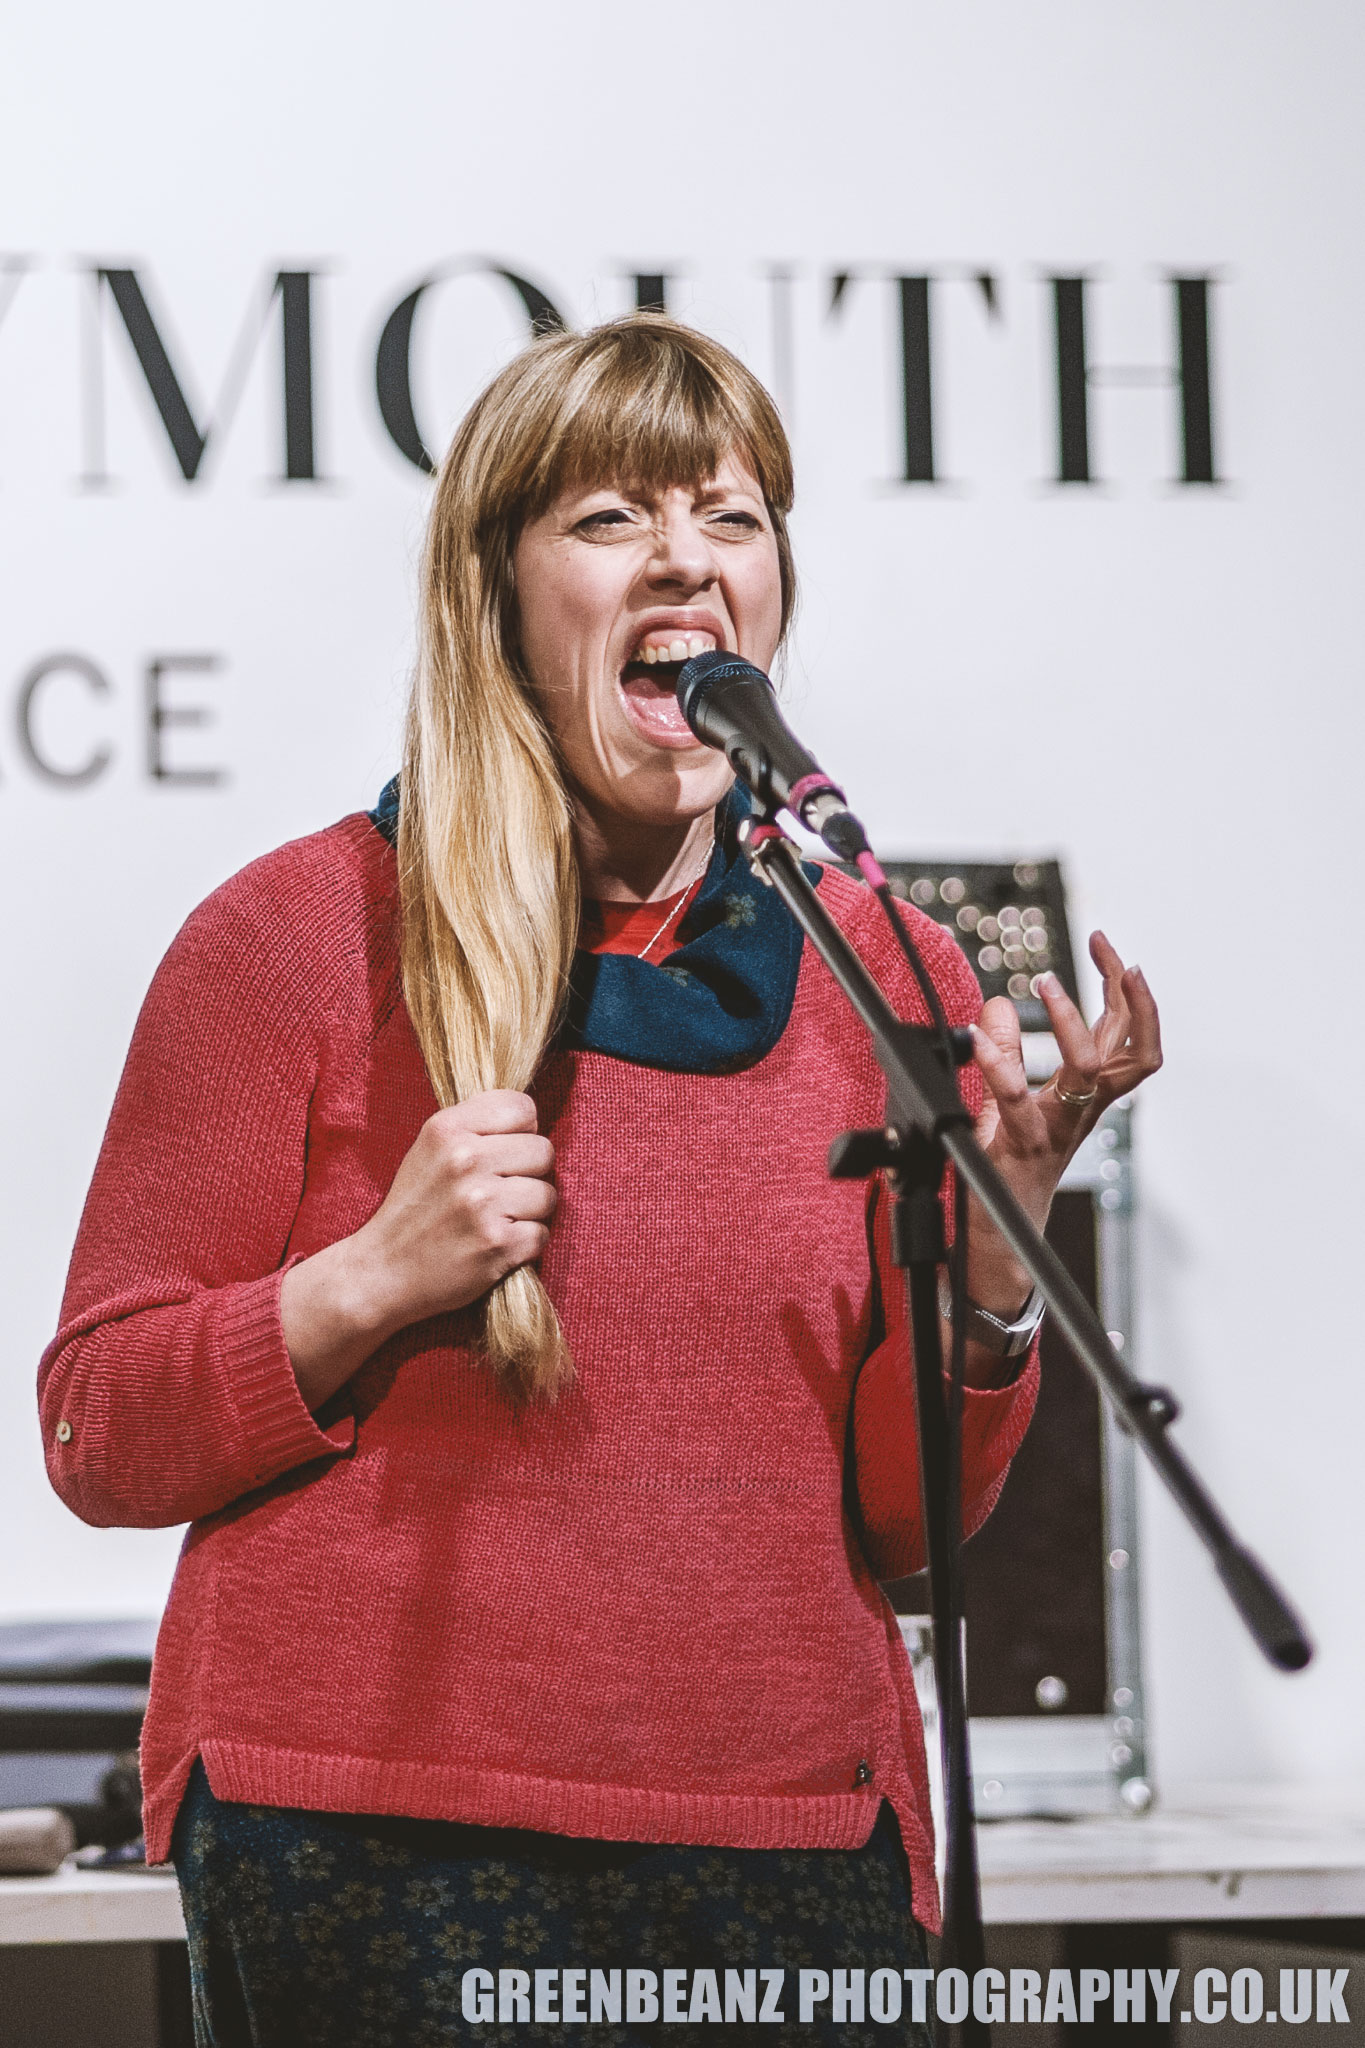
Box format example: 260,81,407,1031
737,812,1312,2039
740,815,1313,1671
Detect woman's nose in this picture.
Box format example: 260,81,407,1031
645,501,717,592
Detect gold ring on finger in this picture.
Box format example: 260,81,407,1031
1051,1072,1099,1108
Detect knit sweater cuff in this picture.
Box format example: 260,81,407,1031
960,1327,1042,1399
220,1262,355,1487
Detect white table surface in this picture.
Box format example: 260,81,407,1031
2,1784,1362,1944
0,1863,185,1946
977,1781,1365,1924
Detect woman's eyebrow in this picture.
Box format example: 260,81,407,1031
692,480,761,507
573,482,655,511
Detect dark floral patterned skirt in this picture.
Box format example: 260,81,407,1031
172,1761,933,2046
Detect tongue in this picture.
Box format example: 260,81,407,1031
621,668,693,739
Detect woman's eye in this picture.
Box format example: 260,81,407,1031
578,508,634,533
712,510,761,531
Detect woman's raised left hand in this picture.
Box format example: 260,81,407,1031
963,931,1162,1306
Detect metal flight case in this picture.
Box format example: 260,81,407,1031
857,857,1149,1822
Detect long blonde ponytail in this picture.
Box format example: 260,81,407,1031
398,316,795,1399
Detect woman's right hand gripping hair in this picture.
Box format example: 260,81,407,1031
280,1091,557,1411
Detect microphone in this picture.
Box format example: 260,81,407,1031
674,651,872,862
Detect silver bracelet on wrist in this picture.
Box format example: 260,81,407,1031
937,1273,1045,1360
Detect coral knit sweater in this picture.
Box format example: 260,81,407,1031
39,812,1037,1930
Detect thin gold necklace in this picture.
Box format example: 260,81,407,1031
635,838,714,960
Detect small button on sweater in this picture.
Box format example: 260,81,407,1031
39,810,1037,1930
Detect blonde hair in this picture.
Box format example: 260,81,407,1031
399,315,796,1398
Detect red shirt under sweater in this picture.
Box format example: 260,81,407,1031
579,884,698,960
39,814,1037,1928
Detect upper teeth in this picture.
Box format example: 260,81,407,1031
637,632,717,664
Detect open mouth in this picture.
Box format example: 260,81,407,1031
619,630,719,748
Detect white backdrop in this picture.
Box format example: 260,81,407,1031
2,2,1361,1791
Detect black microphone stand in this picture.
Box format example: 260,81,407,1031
736,807,1312,2048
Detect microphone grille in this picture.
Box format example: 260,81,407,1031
675,648,770,722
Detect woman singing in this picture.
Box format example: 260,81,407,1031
40,315,1160,2045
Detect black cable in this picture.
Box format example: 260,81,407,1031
868,880,954,1041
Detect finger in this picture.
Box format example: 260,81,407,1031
1036,973,1102,1097
971,1005,1030,1110
475,1134,556,1182
965,1024,1055,1171
499,1220,551,1272
1086,930,1134,1061
969,1000,1027,1146
1080,971,1163,1098
440,1090,538,1137
1089,929,1131,1019
976,993,1024,1060
970,1020,1046,1147
1054,970,1162,1105
1121,964,1163,1074
500,1175,559,1224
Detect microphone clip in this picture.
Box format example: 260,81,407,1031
735,810,794,887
